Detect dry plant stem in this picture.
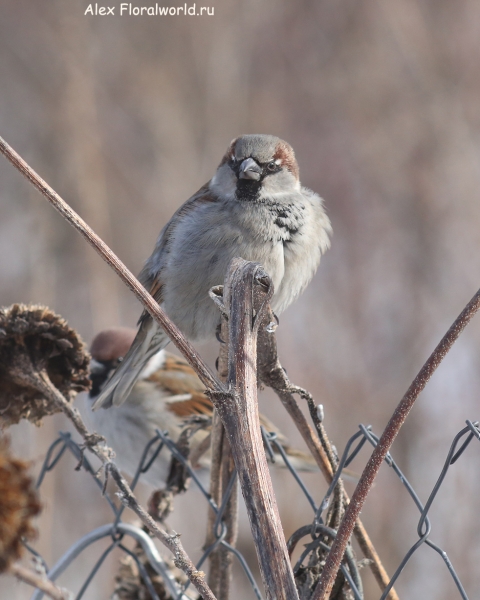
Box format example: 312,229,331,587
212,258,299,600
0,133,290,599
257,310,399,600
0,135,221,395
205,414,228,595
108,468,215,600
256,309,337,481
0,134,391,599
20,359,216,600
216,304,239,600
206,426,238,599
276,398,397,600
206,319,238,599
9,353,107,459
313,287,480,600
10,563,72,600
301,387,398,600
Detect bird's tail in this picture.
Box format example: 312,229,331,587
92,320,170,410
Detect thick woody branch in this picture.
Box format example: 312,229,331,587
9,563,72,600
0,135,222,396
313,287,480,599
210,258,299,600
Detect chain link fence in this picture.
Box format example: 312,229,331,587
24,417,480,600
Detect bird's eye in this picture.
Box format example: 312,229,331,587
267,161,278,172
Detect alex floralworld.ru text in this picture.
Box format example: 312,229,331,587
85,3,214,16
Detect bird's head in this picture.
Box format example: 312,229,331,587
211,134,301,201
89,328,165,398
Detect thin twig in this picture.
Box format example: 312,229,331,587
0,135,400,600
0,134,296,600
313,287,480,600
0,135,221,395
17,356,217,600
108,467,212,597
205,313,238,599
9,562,72,600
256,309,399,600
205,417,238,598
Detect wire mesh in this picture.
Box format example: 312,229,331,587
26,418,480,600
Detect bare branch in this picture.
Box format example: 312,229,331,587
0,133,402,599
205,414,238,598
13,350,217,600
9,563,72,600
0,135,221,395
210,258,299,600
107,468,213,598
257,307,399,600
313,287,480,599
257,316,334,481
205,313,238,599
0,134,295,600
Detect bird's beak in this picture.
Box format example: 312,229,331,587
239,158,262,181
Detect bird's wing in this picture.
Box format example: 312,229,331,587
92,185,220,410
138,183,218,303
147,353,322,474
144,352,214,418
164,395,214,419
147,352,207,394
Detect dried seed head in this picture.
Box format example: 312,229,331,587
0,304,90,427
0,437,41,573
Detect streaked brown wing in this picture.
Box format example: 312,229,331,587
165,395,214,419
146,352,206,394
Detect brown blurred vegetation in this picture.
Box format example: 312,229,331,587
1,0,480,598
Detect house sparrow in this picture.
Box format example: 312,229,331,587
83,328,319,488
93,134,331,409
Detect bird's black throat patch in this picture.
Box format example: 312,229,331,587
235,179,262,202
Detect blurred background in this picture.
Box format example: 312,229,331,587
1,0,480,598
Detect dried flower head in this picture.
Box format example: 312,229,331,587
0,304,90,427
0,436,41,573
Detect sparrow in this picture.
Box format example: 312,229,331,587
83,328,319,489
93,134,331,409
